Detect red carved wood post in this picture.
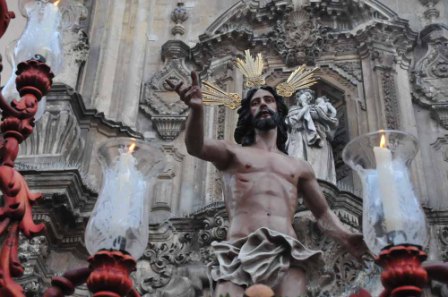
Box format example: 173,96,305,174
0,55,54,297
376,245,428,297
0,0,14,39
86,250,139,297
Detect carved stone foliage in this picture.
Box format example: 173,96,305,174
140,58,191,141
381,71,400,130
16,235,49,297
55,0,90,87
294,211,381,297
437,225,448,261
140,239,191,291
413,24,448,129
266,10,329,66
18,235,49,275
136,219,209,297
198,209,228,247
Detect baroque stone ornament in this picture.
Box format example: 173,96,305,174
437,226,448,261
140,57,190,141
268,10,329,66
381,71,400,130
41,0,90,87
171,3,189,36
137,227,194,297
418,0,440,22
412,24,448,129
198,210,228,247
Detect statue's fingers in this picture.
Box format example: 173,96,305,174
190,85,201,95
165,79,176,89
180,86,192,98
191,71,199,86
175,82,184,94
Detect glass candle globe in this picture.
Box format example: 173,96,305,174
1,0,63,119
342,130,428,255
84,138,165,259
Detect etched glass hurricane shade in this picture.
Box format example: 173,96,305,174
84,138,165,259
1,0,64,119
342,130,428,255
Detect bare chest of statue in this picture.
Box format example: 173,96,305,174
221,146,300,239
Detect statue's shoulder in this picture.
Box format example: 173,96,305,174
289,157,314,175
215,139,240,154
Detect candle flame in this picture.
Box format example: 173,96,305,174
380,134,386,148
128,142,136,153
54,0,61,6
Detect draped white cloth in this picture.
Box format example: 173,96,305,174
209,227,323,288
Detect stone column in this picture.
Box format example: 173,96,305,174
80,0,150,128
357,22,429,204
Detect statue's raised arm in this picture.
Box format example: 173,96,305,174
166,71,232,170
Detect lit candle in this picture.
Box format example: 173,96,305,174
34,1,60,62
113,142,137,226
15,0,62,66
85,139,152,258
2,0,63,105
373,134,402,233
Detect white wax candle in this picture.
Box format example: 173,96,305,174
114,151,135,221
373,145,402,232
36,2,60,59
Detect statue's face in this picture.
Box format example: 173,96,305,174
298,92,312,105
250,89,277,119
249,89,278,131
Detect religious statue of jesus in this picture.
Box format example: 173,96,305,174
167,72,367,297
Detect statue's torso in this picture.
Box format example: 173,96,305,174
221,145,301,240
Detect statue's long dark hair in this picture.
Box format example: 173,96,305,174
234,86,289,154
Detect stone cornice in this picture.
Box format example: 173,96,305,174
48,83,143,139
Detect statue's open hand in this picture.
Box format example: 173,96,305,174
166,71,202,110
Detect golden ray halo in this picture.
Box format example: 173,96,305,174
198,50,320,110
275,65,319,97
201,81,241,110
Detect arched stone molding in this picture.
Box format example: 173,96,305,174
191,0,417,132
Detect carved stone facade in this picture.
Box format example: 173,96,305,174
1,0,448,296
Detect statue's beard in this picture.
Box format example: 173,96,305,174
252,109,279,131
